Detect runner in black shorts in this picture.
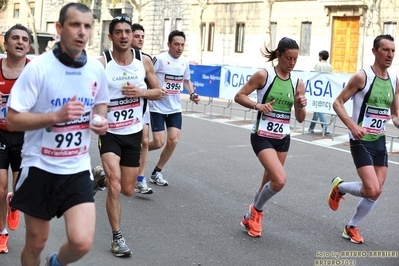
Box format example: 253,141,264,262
6,3,109,265
235,37,307,238
328,34,399,244
0,24,32,254
92,16,163,258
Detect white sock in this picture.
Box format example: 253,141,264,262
254,181,277,211
348,198,376,227
339,181,362,197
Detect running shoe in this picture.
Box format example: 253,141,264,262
7,192,20,230
135,178,153,194
44,253,57,266
150,172,169,186
342,226,364,244
328,176,345,211
240,204,263,237
93,166,106,194
110,237,132,257
0,234,8,254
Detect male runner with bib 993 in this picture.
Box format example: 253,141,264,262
6,3,109,266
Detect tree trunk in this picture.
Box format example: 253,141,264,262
264,0,275,65
24,0,39,54
198,0,209,64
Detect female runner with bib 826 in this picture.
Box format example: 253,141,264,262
234,37,307,238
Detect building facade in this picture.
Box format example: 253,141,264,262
1,0,398,74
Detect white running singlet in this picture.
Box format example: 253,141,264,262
7,51,109,174
149,52,190,114
104,49,146,135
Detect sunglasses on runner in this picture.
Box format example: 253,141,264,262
109,16,132,33
112,16,131,24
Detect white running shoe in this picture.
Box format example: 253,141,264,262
135,178,153,194
150,172,169,186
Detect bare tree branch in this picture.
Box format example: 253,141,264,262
125,0,152,23
198,0,209,64
0,0,8,12
23,0,39,54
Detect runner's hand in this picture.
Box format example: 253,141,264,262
57,95,84,123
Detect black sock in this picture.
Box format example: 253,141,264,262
112,230,122,240
152,167,162,175
98,177,106,188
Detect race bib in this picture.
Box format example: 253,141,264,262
164,74,183,94
257,110,291,139
108,97,141,129
0,94,8,126
362,105,390,135
41,112,90,157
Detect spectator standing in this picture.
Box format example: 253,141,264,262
309,50,333,135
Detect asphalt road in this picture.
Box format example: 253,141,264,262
2,103,399,266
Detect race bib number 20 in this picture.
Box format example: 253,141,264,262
362,105,390,135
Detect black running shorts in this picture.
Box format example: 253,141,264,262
0,129,24,172
250,133,291,155
11,167,94,220
350,136,388,168
98,131,142,167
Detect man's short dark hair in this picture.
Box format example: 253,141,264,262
58,3,92,26
168,30,185,43
132,23,144,32
319,50,329,61
109,16,132,34
373,34,394,50
5,24,33,44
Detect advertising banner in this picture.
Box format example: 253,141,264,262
294,71,353,116
219,65,259,100
183,65,221,98
187,64,355,116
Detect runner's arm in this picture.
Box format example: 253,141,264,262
142,55,164,100
391,78,399,128
333,71,366,140
294,80,307,123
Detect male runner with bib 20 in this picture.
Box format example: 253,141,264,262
329,34,399,244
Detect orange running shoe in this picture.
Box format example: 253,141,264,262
7,192,20,230
0,234,8,253
328,176,345,211
342,226,364,244
240,204,263,237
